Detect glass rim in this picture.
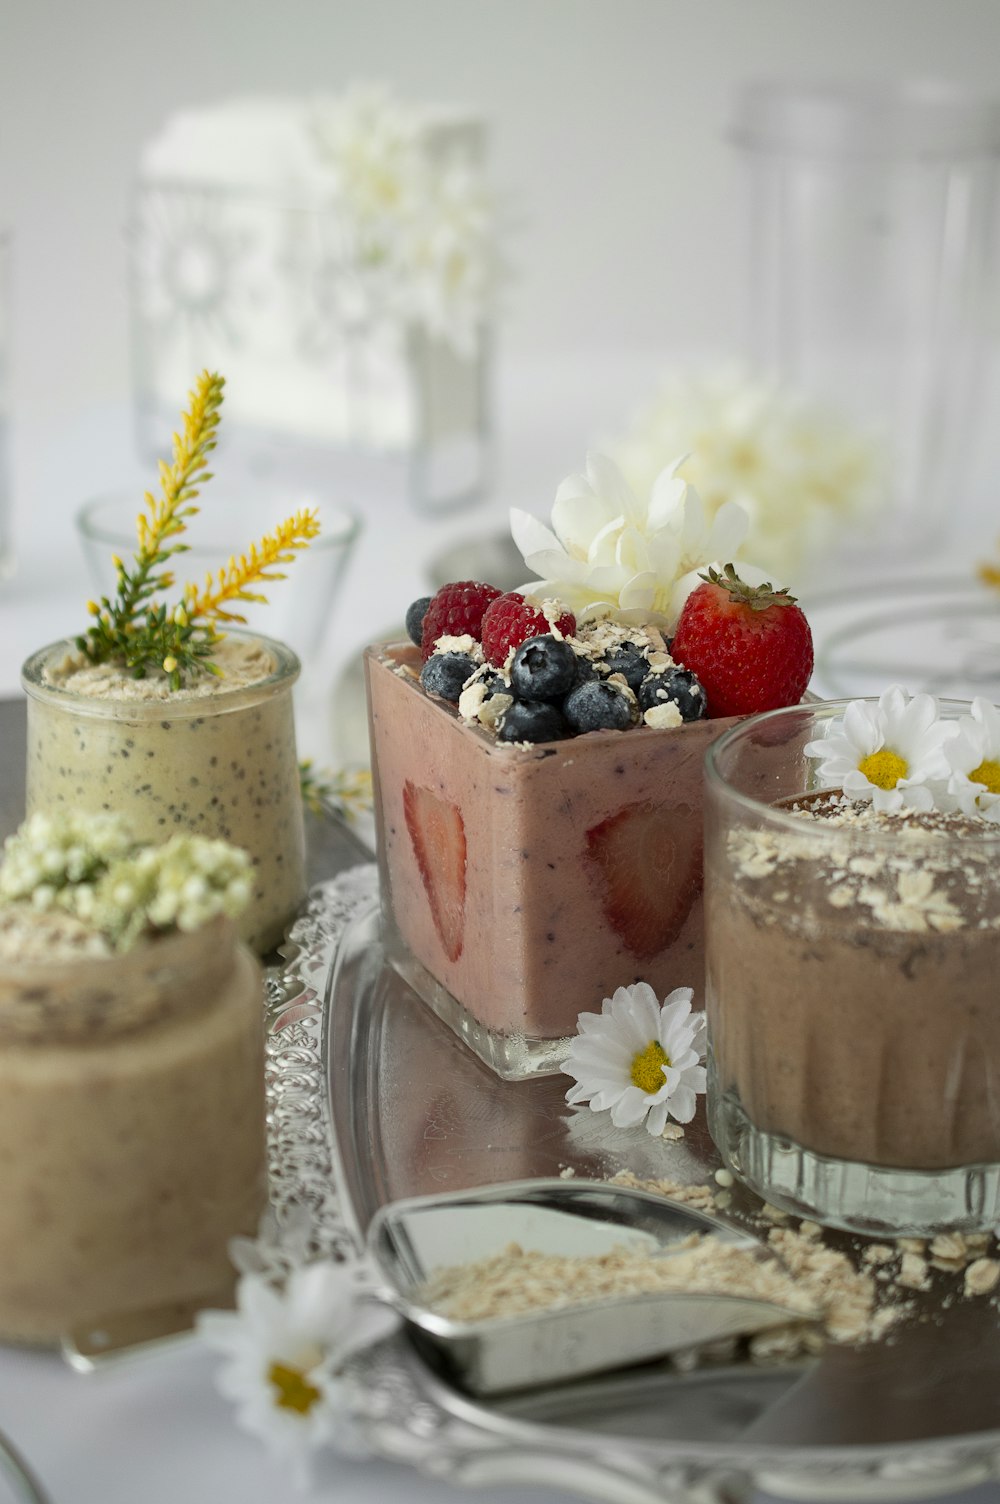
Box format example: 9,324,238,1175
703,695,1000,846
76,492,361,556
21,627,301,721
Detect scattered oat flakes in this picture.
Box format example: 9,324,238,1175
897,1252,931,1292
964,1258,1000,1297
862,1244,897,1267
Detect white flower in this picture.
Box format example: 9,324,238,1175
510,453,749,630
804,687,956,813
945,697,1000,821
562,983,707,1136
305,84,498,353
607,366,884,580
197,1260,398,1486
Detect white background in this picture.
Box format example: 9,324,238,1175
2,4,1000,1502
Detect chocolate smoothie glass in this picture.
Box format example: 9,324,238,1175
704,700,1000,1235
22,630,305,954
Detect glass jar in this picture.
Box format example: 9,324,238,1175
704,700,1000,1235
366,639,745,1080
21,630,306,954
0,916,265,1346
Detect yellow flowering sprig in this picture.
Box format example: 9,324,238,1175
186,511,321,627
75,371,321,689
299,761,373,823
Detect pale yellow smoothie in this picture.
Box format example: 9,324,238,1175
22,631,306,953
0,913,265,1345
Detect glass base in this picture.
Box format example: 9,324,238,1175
708,1067,1000,1236
385,940,571,1081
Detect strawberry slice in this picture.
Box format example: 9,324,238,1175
403,782,467,962
585,800,701,961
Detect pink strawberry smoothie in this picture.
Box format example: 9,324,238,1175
366,643,741,1049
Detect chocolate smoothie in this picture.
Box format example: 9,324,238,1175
707,795,1000,1172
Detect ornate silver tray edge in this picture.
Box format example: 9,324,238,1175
266,869,1000,1504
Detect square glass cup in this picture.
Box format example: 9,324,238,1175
365,641,744,1079
704,699,1000,1236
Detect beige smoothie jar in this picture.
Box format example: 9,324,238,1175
0,915,266,1346
21,630,306,954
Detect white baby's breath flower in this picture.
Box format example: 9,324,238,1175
198,1260,398,1487
608,366,884,579
511,453,749,630
562,982,707,1136
944,697,1000,821
0,811,135,907
804,687,956,813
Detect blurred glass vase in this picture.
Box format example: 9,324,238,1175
731,80,1000,554
129,91,497,513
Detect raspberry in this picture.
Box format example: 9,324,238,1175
670,564,813,718
419,581,502,661
480,593,577,666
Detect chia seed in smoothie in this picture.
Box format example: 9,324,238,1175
22,632,305,953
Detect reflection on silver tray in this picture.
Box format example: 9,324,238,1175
266,868,1000,1504
806,572,1000,702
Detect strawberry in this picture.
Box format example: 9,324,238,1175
403,782,467,961
585,800,701,961
420,581,502,662
480,592,577,666
670,564,813,719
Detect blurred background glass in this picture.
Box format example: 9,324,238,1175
732,79,1000,558
0,233,12,584
128,96,495,515
77,487,360,758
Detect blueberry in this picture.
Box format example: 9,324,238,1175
420,652,476,703
405,596,432,647
564,680,633,733
638,667,707,722
509,635,578,702
603,645,648,693
482,672,512,700
496,699,567,743
572,654,599,686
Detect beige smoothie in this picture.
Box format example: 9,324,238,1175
22,632,306,953
0,912,265,1345
366,642,741,1069
707,796,1000,1171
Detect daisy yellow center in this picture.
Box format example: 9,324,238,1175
858,748,908,790
268,1360,322,1416
969,758,1000,794
630,1039,671,1094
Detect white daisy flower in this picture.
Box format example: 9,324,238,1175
945,697,1000,821
510,453,749,630
803,686,956,813
197,1260,397,1485
562,982,707,1136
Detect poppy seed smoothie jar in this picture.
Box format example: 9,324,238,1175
22,631,305,953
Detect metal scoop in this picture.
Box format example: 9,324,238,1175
366,1178,820,1396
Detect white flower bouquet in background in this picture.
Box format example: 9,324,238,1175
132,84,502,508
606,367,884,581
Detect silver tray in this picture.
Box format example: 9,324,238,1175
266,867,1000,1504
